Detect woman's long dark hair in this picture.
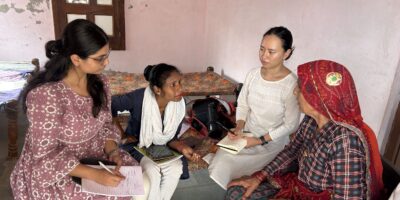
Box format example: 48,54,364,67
20,19,109,117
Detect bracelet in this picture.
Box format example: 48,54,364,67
259,135,269,145
251,171,281,189
105,147,119,158
251,170,268,183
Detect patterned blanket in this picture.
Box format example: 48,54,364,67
104,70,237,96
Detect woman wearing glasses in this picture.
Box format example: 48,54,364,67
10,19,147,199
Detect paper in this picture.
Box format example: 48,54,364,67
216,132,253,154
202,153,215,164
217,135,247,154
134,146,183,167
82,165,144,196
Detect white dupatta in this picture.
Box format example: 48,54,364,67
139,86,185,148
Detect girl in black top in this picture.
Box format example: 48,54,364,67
112,63,199,200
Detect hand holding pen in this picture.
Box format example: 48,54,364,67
96,161,125,187
99,161,115,174
216,122,243,140
216,122,237,135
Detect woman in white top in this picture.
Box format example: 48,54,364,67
208,26,300,189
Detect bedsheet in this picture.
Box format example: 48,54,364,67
104,70,237,96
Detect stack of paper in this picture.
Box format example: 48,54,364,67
82,165,144,197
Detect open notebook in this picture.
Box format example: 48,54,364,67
81,165,144,196
217,132,253,154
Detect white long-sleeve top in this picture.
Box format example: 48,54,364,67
236,68,300,140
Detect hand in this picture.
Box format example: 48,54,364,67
244,137,262,148
233,126,244,135
93,168,125,187
228,132,244,140
227,176,261,200
181,146,201,162
109,152,123,173
104,140,122,172
233,120,245,135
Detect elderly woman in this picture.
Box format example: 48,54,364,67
225,60,383,199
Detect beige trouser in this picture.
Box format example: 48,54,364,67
133,172,150,200
139,157,183,200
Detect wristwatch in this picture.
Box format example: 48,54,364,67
259,135,269,145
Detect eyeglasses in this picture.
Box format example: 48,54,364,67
88,49,111,63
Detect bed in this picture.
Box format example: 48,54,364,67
1,62,238,163
104,67,237,96
0,59,39,160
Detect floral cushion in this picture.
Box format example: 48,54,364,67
104,70,237,96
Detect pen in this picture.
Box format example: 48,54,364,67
98,161,115,175
216,122,237,135
216,144,239,152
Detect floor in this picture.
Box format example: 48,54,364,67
0,106,226,200
0,107,25,200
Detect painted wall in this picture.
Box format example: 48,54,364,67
204,0,400,150
110,0,207,73
0,0,206,73
0,0,53,63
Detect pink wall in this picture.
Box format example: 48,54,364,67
110,0,207,73
0,0,207,73
204,0,400,150
0,0,54,63
1,0,400,150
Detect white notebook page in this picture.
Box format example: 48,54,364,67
82,165,144,196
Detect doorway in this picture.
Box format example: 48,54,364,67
384,102,400,169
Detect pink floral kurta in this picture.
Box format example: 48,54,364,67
10,75,138,199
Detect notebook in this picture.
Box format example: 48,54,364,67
81,165,144,196
134,145,183,167
217,135,247,154
216,130,253,154
146,145,175,161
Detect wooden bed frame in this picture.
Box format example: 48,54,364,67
0,59,39,160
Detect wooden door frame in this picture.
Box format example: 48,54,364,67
384,101,400,167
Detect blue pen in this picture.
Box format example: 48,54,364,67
98,161,115,175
